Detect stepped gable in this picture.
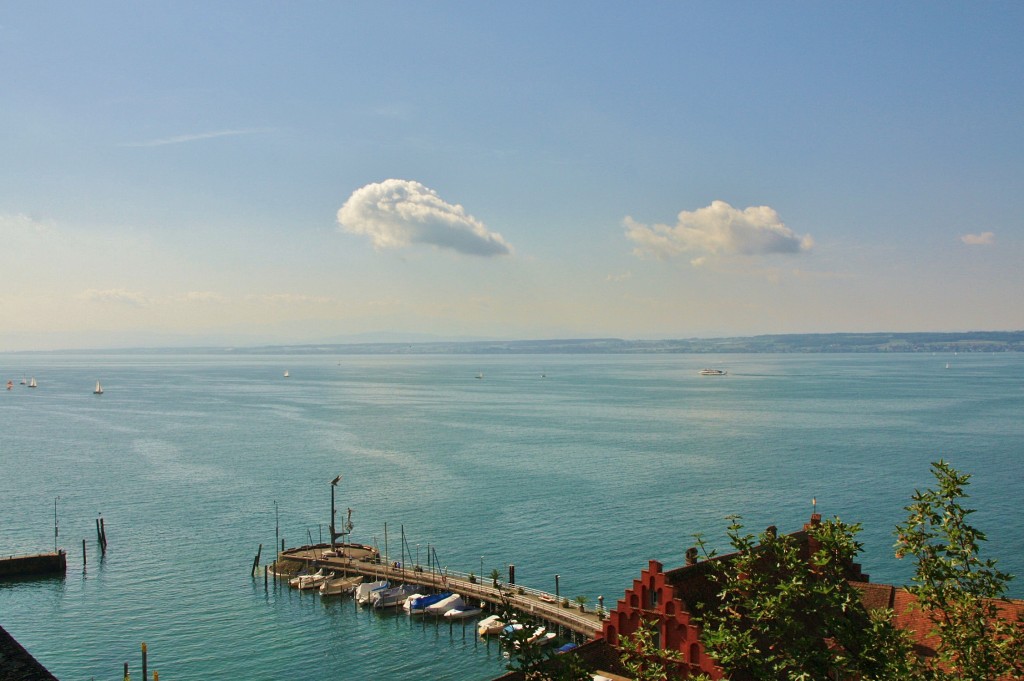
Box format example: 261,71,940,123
0,625,59,681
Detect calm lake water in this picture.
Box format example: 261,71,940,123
2,352,1022,680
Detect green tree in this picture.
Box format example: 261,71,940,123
618,617,683,681
894,460,1024,680
693,516,913,680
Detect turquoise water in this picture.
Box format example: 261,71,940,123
2,352,1022,680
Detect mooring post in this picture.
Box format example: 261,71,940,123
100,517,108,549
97,518,103,543
82,539,87,566
264,564,268,590
123,662,129,680
141,642,147,681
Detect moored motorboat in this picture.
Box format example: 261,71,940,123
405,591,451,615
424,593,464,615
477,614,504,636
442,605,483,619
372,583,418,609
699,368,727,375
293,569,333,590
528,627,557,645
355,580,389,605
319,574,363,597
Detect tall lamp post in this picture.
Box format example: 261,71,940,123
329,474,342,552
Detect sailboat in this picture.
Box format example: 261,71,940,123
283,370,290,378
28,377,37,388
94,381,104,395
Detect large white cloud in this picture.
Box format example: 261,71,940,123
337,179,512,256
625,200,813,262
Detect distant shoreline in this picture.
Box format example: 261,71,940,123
6,331,1024,355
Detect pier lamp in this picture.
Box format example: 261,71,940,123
329,474,342,552
480,556,484,582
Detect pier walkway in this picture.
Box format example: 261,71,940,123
275,545,604,639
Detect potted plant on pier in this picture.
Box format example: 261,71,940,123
574,595,589,613
489,568,501,589
561,597,570,608
468,572,477,584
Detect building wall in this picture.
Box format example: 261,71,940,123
600,559,723,679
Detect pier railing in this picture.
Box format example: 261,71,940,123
276,547,604,638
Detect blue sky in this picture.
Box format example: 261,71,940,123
2,2,1022,350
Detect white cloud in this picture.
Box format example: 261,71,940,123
625,200,813,262
0,212,53,235
173,291,229,304
78,288,150,306
337,179,512,257
246,293,332,305
120,128,270,148
960,231,994,246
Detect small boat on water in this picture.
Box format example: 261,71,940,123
283,370,289,378
528,627,557,645
93,381,103,395
405,592,452,615
355,580,389,605
5,380,12,390
372,583,418,609
442,605,483,620
477,614,505,636
28,377,37,388
319,574,363,597
699,368,727,376
289,568,330,589
424,593,464,615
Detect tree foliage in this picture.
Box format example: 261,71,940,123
693,516,912,680
618,617,683,681
894,460,1024,680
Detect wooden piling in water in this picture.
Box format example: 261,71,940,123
251,544,262,577
141,642,147,681
82,539,87,566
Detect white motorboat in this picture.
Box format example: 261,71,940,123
319,574,363,597
442,605,483,619
355,580,388,605
289,568,328,589
405,592,452,615
372,584,418,609
699,368,727,376
477,614,505,636
425,593,464,615
528,627,557,645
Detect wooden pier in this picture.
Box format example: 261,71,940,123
275,545,604,639
0,551,66,579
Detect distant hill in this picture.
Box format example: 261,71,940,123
109,331,1023,354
